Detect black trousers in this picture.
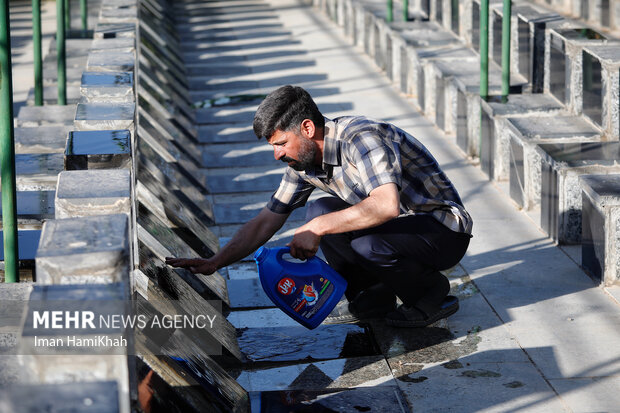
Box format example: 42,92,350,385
306,196,471,307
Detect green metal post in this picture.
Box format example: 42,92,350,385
64,0,70,32
0,0,20,282
403,0,409,21
57,0,67,105
479,0,489,155
80,0,87,30
32,0,42,106
501,0,511,100
387,0,393,22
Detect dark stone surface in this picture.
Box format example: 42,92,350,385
0,230,41,261
249,387,411,412
540,162,559,239
549,32,566,104
0,190,55,222
237,324,379,363
538,142,620,166
137,155,214,225
472,1,480,52
582,50,603,127
517,17,531,83
227,278,273,308
581,189,604,282
509,135,525,207
137,181,217,256
435,76,446,131
492,9,502,67
0,381,119,413
451,0,459,34
65,130,131,170
417,66,425,109
480,109,495,179
456,89,467,153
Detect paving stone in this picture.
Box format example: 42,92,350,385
237,324,378,363
205,165,286,193
26,85,82,105
16,105,76,127
9,153,64,191
133,269,241,362
65,130,132,170
55,169,131,219
80,71,134,102
74,102,135,132
0,191,55,225
235,356,396,391
194,103,258,125
0,230,41,282
135,326,249,412
197,124,255,143
548,376,620,413
137,76,195,135
14,125,72,154
248,387,410,413
227,278,272,308
86,51,136,73
91,37,136,52
201,141,271,168
35,214,130,285
94,22,136,38
137,128,208,191
137,214,228,304
0,381,120,413
136,181,218,257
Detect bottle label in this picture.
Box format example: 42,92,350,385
276,274,335,320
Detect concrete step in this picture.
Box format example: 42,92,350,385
14,125,72,154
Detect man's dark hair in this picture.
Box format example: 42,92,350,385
253,85,325,140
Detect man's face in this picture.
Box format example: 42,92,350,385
268,128,317,171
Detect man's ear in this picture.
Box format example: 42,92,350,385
300,119,316,139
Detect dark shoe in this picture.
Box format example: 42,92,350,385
385,296,459,328
325,284,397,324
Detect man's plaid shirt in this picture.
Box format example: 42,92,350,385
267,116,473,235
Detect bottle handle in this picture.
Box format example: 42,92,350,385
276,247,318,267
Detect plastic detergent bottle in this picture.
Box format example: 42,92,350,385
254,246,347,329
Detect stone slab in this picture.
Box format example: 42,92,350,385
201,141,271,168
205,165,286,193
26,86,82,106
481,94,565,117
136,154,214,224
74,102,135,131
249,387,410,412
237,324,378,363
94,22,136,39
548,376,620,413
86,51,136,73
226,278,272,308
0,191,55,224
197,124,255,143
506,116,601,141
91,37,135,52
65,130,132,170
80,71,134,102
11,153,64,191
136,182,217,257
14,125,72,154
16,105,77,127
137,213,228,304
0,381,119,413
213,201,305,225
35,214,130,285
55,169,131,219
235,356,396,391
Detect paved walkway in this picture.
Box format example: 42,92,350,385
188,0,620,411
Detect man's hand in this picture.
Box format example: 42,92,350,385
165,257,218,275
288,224,321,260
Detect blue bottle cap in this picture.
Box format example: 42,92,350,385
254,246,269,263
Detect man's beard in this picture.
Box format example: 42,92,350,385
281,136,317,171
